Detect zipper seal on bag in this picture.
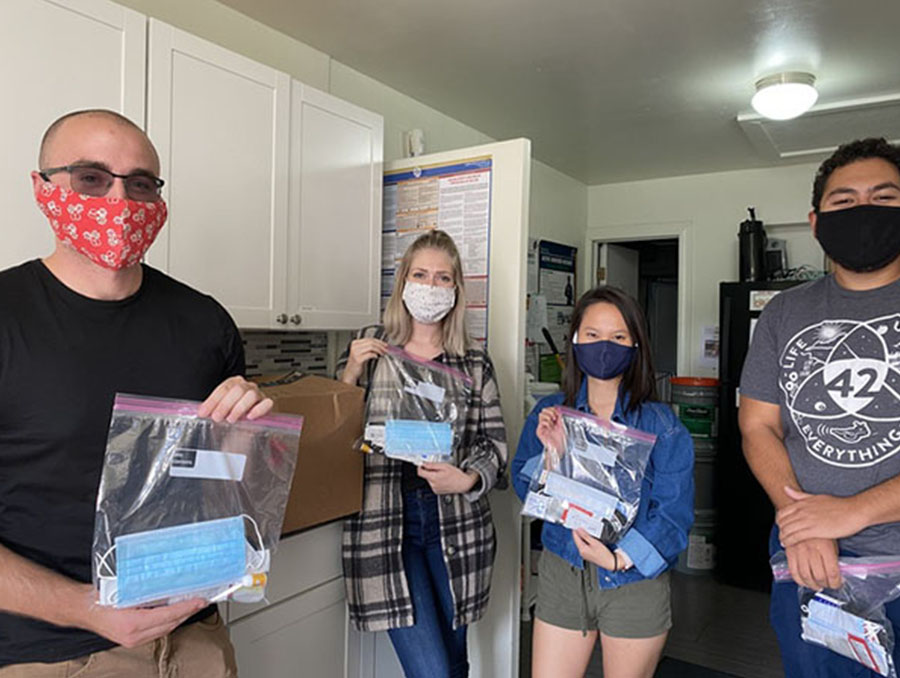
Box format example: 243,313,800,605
383,345,474,386
772,557,900,582
112,394,304,432
555,405,658,444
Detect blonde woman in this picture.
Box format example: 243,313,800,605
338,229,507,678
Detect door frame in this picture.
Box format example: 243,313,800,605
584,220,693,376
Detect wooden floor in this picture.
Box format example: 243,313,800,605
520,572,784,678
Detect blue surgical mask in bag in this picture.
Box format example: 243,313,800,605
101,516,248,608
359,346,472,464
384,420,454,463
93,394,302,608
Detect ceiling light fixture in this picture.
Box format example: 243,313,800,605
751,72,818,121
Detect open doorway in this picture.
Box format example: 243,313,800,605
596,239,679,397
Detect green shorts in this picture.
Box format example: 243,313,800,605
534,550,672,638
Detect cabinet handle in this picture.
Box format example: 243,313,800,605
290,314,302,325
276,313,288,325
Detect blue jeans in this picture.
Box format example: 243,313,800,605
388,489,468,678
769,526,900,677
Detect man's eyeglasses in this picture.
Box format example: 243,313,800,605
39,165,165,202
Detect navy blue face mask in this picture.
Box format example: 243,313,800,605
572,334,637,380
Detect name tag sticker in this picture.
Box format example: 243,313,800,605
170,449,246,481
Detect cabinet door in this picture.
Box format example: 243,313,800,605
288,84,383,330
229,578,347,678
226,522,342,624
0,0,145,272
146,20,290,329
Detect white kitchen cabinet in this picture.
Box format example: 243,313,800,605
225,523,348,677
0,0,145,272
287,84,384,330
144,24,382,330
145,20,291,328
226,521,343,624
229,577,348,678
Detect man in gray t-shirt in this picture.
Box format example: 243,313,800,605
740,137,900,677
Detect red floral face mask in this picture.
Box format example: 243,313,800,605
35,182,167,270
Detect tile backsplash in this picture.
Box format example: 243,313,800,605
241,330,330,378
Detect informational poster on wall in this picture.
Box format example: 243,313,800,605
382,156,492,344
527,238,540,295
538,240,577,382
525,238,542,377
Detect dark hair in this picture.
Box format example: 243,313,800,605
562,286,658,413
812,137,900,209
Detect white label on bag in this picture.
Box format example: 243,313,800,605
365,423,386,446
523,491,552,519
170,449,246,481
404,380,446,404
544,472,618,518
562,507,607,536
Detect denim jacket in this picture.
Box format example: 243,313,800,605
512,380,694,587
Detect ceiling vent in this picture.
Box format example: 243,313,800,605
738,93,900,161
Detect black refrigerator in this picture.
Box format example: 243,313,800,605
716,280,804,591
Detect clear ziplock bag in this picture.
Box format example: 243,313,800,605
772,551,900,677
92,394,302,608
520,406,657,542
359,345,473,465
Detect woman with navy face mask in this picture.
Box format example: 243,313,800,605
512,286,694,678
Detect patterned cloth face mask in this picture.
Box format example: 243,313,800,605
402,280,456,324
35,182,167,270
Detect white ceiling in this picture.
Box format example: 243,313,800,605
218,0,900,185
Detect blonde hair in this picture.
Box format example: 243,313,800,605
383,229,470,356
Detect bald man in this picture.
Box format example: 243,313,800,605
0,110,271,675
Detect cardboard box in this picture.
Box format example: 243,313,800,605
253,372,364,535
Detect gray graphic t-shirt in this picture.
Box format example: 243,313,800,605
741,274,900,555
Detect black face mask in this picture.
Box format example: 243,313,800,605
815,205,900,273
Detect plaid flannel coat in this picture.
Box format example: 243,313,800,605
337,325,508,631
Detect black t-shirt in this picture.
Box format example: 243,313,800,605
0,260,245,666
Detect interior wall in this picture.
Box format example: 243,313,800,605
529,160,589,293
587,161,820,377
